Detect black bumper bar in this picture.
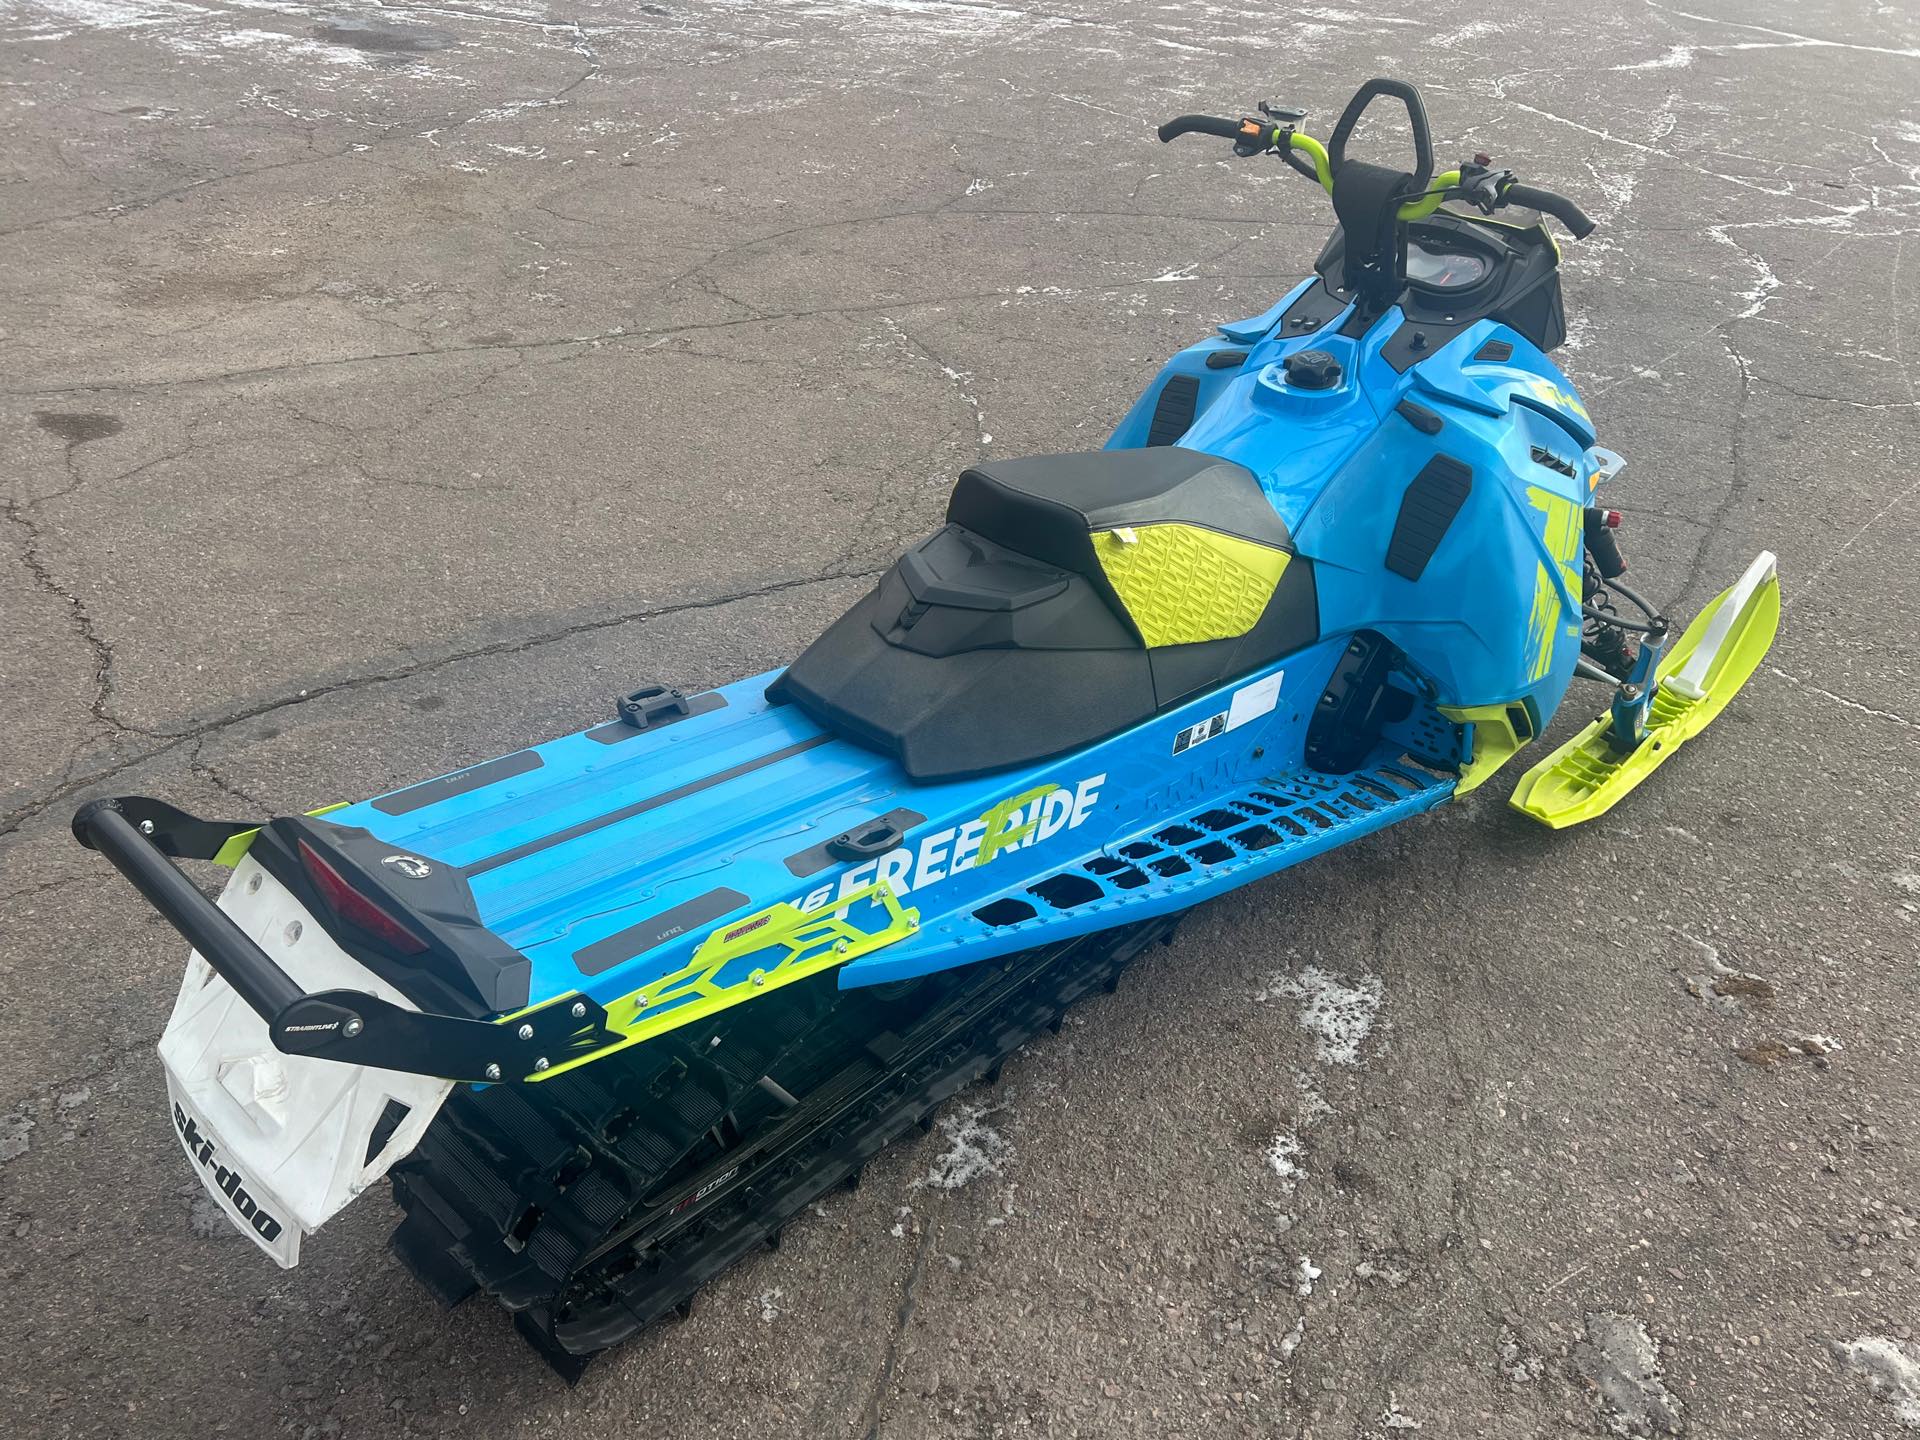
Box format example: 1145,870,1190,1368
72,797,611,1084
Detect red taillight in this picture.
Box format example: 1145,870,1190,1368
297,840,428,955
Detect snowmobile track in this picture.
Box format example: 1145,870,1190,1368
388,912,1182,1377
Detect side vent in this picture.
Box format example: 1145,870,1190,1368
1145,374,1201,447
1384,455,1473,581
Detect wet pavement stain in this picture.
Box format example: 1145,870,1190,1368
33,411,123,445
311,19,452,58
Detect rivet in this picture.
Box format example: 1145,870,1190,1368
516,1022,535,1040
907,916,919,930
246,873,263,894
570,1000,588,1019
533,1057,551,1072
485,1063,502,1081
342,1017,364,1039
284,920,302,944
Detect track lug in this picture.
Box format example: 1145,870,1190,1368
764,1228,781,1252
982,1060,1004,1087
674,1297,695,1322
917,1111,937,1133
843,1167,863,1192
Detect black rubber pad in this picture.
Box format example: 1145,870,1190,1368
1394,398,1442,435
1473,339,1514,362
1145,374,1200,447
1384,455,1473,581
374,750,543,816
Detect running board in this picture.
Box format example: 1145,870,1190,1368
847,743,1455,985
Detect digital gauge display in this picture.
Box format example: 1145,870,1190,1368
1406,242,1490,290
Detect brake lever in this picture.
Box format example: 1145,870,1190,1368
1456,160,1516,214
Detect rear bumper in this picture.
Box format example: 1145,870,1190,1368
73,796,611,1084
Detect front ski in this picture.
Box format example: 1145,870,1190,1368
1509,551,1780,828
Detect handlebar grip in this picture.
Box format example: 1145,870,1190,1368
1157,114,1245,143
1504,183,1597,239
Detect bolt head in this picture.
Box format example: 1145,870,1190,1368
533,1057,551,1072
138,819,156,835
570,1000,588,1019
484,1063,502,1081
342,1016,364,1039
834,939,850,954
516,1022,535,1040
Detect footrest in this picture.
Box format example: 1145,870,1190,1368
1510,551,1780,828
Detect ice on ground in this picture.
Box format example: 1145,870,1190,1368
915,1104,1012,1191
1572,1312,1685,1437
1279,1315,1306,1359
1354,1257,1409,1288
1614,45,1695,71
1265,1132,1305,1189
0,1108,31,1163
1294,1256,1321,1298
1678,931,1775,1011
1382,1396,1422,1430
758,1288,784,1323
1832,1335,1920,1429
187,1192,239,1240
1257,965,1383,1066
1498,1324,1544,1385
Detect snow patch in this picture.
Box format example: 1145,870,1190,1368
1265,1132,1305,1189
1257,964,1383,1066
1382,1396,1422,1430
1279,1315,1307,1359
1572,1312,1685,1437
915,1104,1012,1190
1294,1255,1321,1298
1833,1336,1920,1429
758,1287,784,1323
1614,45,1695,71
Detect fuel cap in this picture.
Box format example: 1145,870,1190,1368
1283,349,1342,389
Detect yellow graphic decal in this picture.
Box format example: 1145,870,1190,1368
1525,485,1585,682
1524,377,1591,424
1094,523,1290,647
976,784,1059,868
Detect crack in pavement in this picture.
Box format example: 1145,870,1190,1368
0,565,886,846
860,1216,937,1439
1765,665,1918,732
3,493,141,746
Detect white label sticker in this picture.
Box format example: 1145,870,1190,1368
1227,671,1284,729
1171,671,1284,756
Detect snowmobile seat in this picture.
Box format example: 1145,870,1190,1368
769,446,1318,781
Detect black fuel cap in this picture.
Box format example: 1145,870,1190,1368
1283,349,1342,389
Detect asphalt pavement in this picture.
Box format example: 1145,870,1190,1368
2,0,1917,1435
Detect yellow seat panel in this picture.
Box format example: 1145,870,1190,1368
1094,523,1291,647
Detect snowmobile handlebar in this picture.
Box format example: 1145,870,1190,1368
1157,91,1597,240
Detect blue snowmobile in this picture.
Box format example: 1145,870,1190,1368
74,78,1778,1373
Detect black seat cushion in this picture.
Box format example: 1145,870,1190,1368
948,447,1293,583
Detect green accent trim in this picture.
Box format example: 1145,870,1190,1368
528,880,920,1081
1510,560,1781,828
1282,131,1454,220
1289,132,1334,193
1094,522,1291,647
1396,169,1462,221
211,802,348,867
976,784,1057,868
1437,703,1535,796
